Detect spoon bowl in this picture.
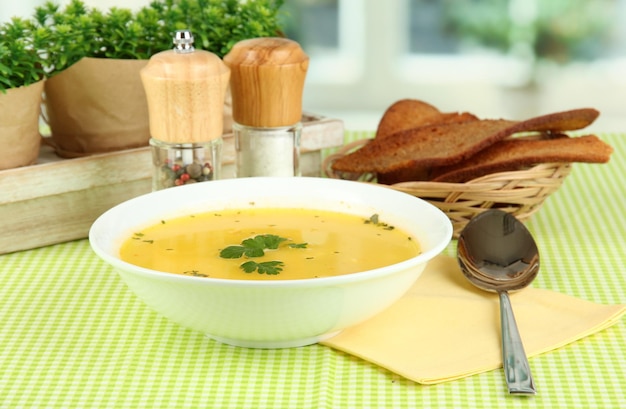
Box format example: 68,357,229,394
457,209,539,395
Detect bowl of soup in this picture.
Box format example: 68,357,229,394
89,177,452,348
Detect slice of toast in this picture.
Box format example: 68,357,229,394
430,134,613,183
375,99,479,183
331,108,601,175
375,99,441,139
376,99,478,139
504,108,599,133
332,119,518,173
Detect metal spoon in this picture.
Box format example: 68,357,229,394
457,209,538,395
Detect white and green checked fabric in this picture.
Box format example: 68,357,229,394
1,133,624,408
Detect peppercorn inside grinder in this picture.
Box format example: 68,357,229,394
140,30,230,190
223,38,309,177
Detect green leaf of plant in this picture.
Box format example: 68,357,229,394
239,260,284,275
257,234,287,249
241,261,258,273
221,232,303,275
220,245,247,259
256,261,284,275
243,247,265,258
288,243,308,249
242,236,268,251
367,214,379,224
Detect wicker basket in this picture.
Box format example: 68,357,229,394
323,139,572,238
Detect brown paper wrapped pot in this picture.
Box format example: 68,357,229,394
0,80,44,170
44,58,150,157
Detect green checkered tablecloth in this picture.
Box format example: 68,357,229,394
1,133,624,408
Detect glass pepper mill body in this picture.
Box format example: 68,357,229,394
149,139,222,189
141,30,230,190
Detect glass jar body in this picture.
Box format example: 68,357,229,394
234,123,302,177
150,138,222,191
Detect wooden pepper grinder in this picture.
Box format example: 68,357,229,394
141,30,230,190
223,37,309,177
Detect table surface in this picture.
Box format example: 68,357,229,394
1,132,624,409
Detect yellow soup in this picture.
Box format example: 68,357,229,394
119,208,420,280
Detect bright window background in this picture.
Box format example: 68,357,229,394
283,0,626,132
5,0,626,132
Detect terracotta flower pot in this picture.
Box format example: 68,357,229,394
44,57,151,157
0,80,45,170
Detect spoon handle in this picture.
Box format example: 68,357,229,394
499,291,536,395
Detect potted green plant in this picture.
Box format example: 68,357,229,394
35,0,285,158
35,0,165,157
0,17,49,170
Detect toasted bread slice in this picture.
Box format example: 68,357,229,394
332,119,518,173
375,100,479,183
331,108,602,175
376,99,478,139
430,134,613,183
375,99,441,139
505,108,599,133
377,167,431,185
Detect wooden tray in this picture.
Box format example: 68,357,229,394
0,114,344,254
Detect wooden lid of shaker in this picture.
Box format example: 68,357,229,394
140,31,230,143
223,37,309,128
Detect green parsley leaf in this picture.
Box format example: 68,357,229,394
220,234,306,275
365,213,395,230
241,236,267,250
220,245,249,259
239,260,284,275
289,243,308,249
183,270,208,277
245,247,265,257
258,234,287,249
241,261,259,273
256,261,284,275
221,234,289,259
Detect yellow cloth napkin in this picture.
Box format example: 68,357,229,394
321,255,626,384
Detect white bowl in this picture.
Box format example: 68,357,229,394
89,177,452,348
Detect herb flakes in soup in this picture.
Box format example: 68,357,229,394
120,208,420,280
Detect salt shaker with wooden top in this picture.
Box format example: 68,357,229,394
223,37,309,177
141,30,230,190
